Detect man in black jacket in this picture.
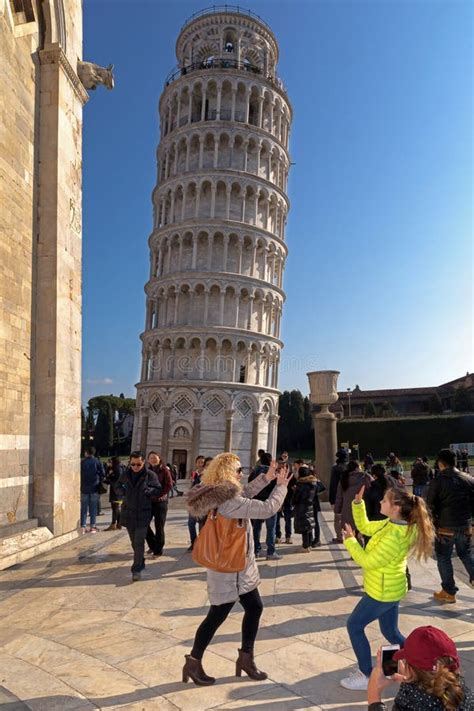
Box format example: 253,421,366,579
116,451,162,581
426,448,474,603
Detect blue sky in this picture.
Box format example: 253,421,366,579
82,0,472,405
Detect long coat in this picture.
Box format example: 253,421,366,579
292,476,317,533
334,469,372,529
187,474,287,605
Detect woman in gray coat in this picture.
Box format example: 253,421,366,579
184,452,290,686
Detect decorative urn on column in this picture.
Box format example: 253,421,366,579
307,370,340,492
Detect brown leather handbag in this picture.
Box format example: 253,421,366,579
192,508,247,573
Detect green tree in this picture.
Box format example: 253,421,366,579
364,401,377,418
93,400,114,455
88,394,136,455
290,389,306,449
302,396,314,448
453,387,472,413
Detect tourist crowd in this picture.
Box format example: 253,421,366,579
79,444,474,709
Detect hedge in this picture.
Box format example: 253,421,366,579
337,415,474,458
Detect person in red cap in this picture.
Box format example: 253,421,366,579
367,625,473,710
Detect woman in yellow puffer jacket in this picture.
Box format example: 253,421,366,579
340,485,435,691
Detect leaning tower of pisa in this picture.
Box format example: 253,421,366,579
133,6,292,473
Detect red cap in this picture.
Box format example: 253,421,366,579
393,626,459,671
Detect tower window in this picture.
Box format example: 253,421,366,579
239,366,246,384
10,0,35,23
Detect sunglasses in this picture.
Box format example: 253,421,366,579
236,467,243,474
130,462,143,468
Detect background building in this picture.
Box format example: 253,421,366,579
332,373,474,419
133,7,292,472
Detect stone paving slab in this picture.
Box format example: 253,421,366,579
0,503,472,710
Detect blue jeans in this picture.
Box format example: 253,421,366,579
188,515,205,544
276,502,292,539
252,514,277,556
347,594,405,676
413,484,428,497
80,492,99,528
435,529,474,595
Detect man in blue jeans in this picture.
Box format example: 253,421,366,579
249,452,281,561
80,447,103,533
426,448,474,603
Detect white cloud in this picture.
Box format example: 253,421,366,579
86,377,114,385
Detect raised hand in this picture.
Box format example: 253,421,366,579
264,460,278,482
276,465,291,487
354,485,365,503
341,523,355,540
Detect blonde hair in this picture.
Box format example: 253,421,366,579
388,488,435,561
407,658,464,710
200,452,242,490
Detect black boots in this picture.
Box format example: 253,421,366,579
182,655,215,685
236,649,268,680
182,650,267,684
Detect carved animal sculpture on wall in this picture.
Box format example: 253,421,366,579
77,61,114,91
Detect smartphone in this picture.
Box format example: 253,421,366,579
381,644,400,677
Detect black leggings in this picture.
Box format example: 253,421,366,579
191,588,263,660
111,502,121,526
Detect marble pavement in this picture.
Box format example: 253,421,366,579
0,500,472,711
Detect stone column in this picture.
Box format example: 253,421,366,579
213,135,219,168
245,88,251,123
199,136,205,168
161,406,172,463
225,409,234,451
139,409,149,454
210,183,217,219
257,96,264,128
250,412,262,465
187,95,193,123
32,45,89,536
185,141,191,170
225,186,231,220
190,408,203,470
223,234,229,270
216,83,222,119
267,413,279,457
307,371,340,494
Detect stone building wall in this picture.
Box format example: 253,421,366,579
0,0,86,538
0,2,39,525
133,8,291,472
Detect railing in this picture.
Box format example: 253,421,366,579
166,58,261,85
164,58,287,95
181,5,273,33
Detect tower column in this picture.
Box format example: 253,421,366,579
139,408,150,455
225,410,234,451
250,412,262,465
190,408,203,470
161,406,172,463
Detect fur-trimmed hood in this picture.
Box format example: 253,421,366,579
186,481,240,518
297,475,317,484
